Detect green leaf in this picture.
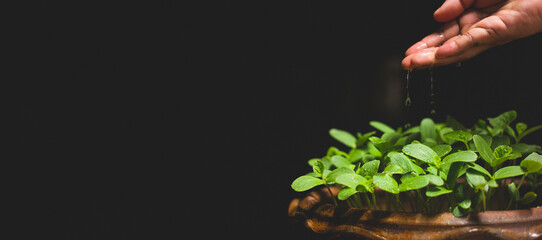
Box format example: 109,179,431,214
336,173,367,189
517,192,537,205
488,110,517,135
444,130,472,144
369,121,395,133
465,168,487,190
347,149,364,163
458,199,471,209
445,162,465,188
329,128,357,148
520,152,542,174
452,205,471,217
455,184,467,202
511,143,542,155
439,127,455,144
384,163,404,175
388,152,414,173
453,207,470,217
508,182,520,201
426,186,452,197
493,145,513,159
402,143,439,165
493,166,525,179
373,174,399,194
327,147,348,158
291,176,325,192
338,187,357,200
442,151,477,165
369,136,392,153
326,167,355,182
356,131,376,147
467,163,491,178
312,160,325,176
426,174,444,186
421,118,436,143
432,144,452,158
399,175,429,192
331,155,351,168
516,122,527,135
358,160,380,177
473,135,495,166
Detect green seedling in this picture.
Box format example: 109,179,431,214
292,111,542,216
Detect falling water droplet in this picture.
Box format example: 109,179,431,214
429,69,436,115
405,70,412,107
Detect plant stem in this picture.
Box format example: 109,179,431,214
385,193,391,211
417,189,428,214
363,193,372,210
481,190,487,212
394,194,405,212
507,174,528,210
517,174,528,190
353,193,363,209
325,184,338,206
371,192,378,210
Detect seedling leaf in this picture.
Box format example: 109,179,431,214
358,160,380,177
336,173,367,189
520,152,542,173
369,121,395,133
326,167,355,183
518,192,537,205
373,174,399,194
473,135,495,166
338,187,357,200
488,110,517,135
444,130,472,144
331,155,351,168
508,182,520,201
291,176,325,192
312,160,325,176
402,143,439,165
329,128,357,148
388,152,414,173
399,175,429,192
432,144,452,158
493,166,525,180
421,118,437,144
465,168,487,190
426,186,452,197
442,150,477,165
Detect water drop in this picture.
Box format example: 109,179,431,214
405,70,411,107
405,97,412,107
429,69,436,115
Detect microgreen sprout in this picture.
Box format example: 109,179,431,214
292,110,542,216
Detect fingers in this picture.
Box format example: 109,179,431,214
403,11,503,70
405,21,460,56
402,26,497,70
434,0,475,22
433,0,501,22
401,44,491,70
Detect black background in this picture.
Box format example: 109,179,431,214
11,0,542,239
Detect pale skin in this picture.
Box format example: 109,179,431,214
402,0,542,70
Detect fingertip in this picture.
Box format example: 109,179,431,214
401,56,413,70
410,49,437,69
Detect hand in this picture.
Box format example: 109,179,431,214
402,0,542,70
